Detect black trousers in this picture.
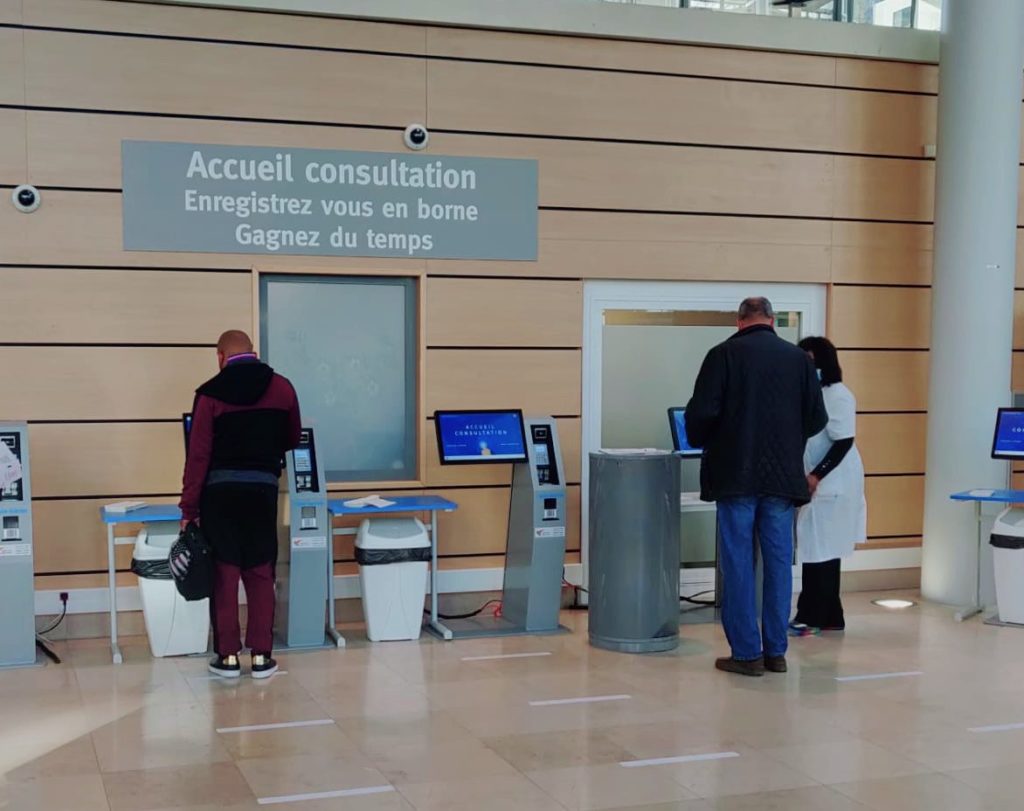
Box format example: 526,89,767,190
794,558,845,630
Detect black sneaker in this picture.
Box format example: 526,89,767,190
764,655,788,673
208,654,241,679
251,653,278,680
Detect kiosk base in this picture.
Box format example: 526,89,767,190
0,650,46,671
426,615,570,640
274,628,346,652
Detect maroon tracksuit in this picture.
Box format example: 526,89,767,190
180,354,301,656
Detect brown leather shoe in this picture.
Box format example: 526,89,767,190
764,655,788,673
715,656,765,677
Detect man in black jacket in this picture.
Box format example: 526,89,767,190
686,298,827,677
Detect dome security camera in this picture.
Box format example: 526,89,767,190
403,124,430,151
11,185,41,213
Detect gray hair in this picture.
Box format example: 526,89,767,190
738,297,775,321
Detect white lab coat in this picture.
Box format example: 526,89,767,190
797,382,867,564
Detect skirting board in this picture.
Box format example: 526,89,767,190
34,547,921,617
34,562,586,617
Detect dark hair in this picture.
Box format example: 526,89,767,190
738,297,774,321
798,336,842,386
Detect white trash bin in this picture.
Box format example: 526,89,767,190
356,518,430,642
131,522,210,657
991,510,1024,624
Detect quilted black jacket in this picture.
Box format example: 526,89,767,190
685,324,827,506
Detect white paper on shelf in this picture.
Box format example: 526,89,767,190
343,495,397,509
0,443,22,490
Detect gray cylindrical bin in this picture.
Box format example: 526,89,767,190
589,451,681,653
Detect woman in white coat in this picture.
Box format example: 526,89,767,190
791,337,867,635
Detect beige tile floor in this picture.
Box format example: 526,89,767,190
3,591,1024,810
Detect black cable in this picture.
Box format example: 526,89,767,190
681,590,716,606
37,600,68,635
425,599,502,621
36,637,61,665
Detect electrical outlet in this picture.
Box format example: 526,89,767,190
59,592,69,604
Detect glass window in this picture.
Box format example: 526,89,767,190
260,275,418,482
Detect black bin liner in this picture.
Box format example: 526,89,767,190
991,533,1024,550
130,557,173,580
355,547,432,566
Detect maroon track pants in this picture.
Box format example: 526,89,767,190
210,560,275,656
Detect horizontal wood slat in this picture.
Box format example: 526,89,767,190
857,413,927,475
426,26,840,87
25,0,427,53
28,422,185,498
22,29,426,125
0,268,253,344
865,475,924,538
0,346,214,421
830,286,931,349
0,28,24,106
842,350,929,412
426,278,583,348
426,349,581,416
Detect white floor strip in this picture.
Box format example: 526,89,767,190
529,694,631,707
621,751,740,768
969,722,1024,734
216,718,335,734
257,786,395,805
462,652,553,662
835,671,923,682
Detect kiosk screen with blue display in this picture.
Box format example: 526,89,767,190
434,410,528,465
668,407,702,457
992,408,1024,459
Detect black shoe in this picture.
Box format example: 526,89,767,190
208,654,241,679
251,653,278,680
764,655,788,673
715,656,765,677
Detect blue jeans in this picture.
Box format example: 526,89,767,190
717,497,795,661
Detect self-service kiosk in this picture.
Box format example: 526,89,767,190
434,410,569,638
0,422,38,668
277,428,344,649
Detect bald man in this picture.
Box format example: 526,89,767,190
180,330,301,679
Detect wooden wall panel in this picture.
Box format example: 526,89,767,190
428,59,838,153
32,498,178,574
426,349,582,416
427,26,838,87
841,351,929,412
830,222,932,285
0,0,21,23
0,108,25,180
865,476,924,538
22,30,426,125
0,268,252,344
424,417,581,487
830,286,930,349
29,423,185,498
26,0,427,53
834,58,937,95
1015,291,1024,350
833,156,934,222
0,28,25,105
1012,352,1024,391
832,90,935,158
0,347,214,421
857,413,927,475
426,278,583,348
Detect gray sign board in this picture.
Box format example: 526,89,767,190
121,141,538,260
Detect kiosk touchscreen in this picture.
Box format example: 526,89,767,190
433,410,568,638
278,427,344,649
0,422,38,668
435,410,528,464
667,407,701,457
992,408,1024,459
